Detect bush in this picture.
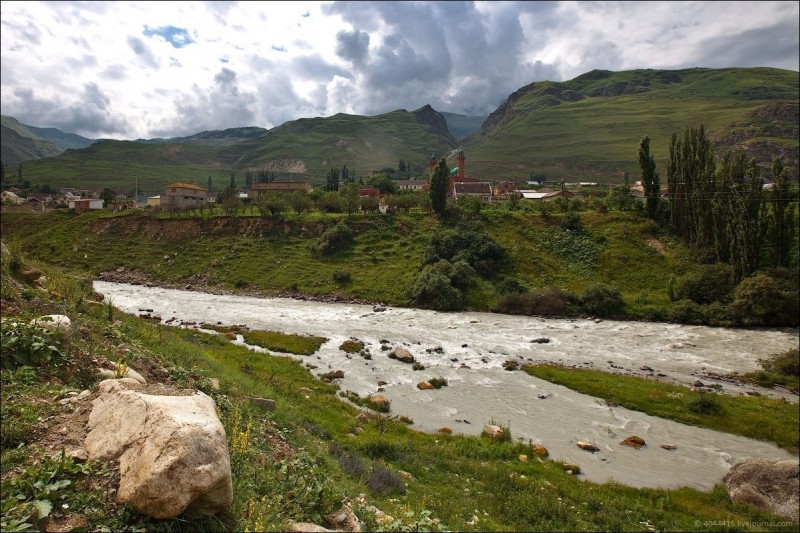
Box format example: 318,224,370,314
759,348,799,377
730,272,799,326
423,223,506,277
580,284,624,317
410,270,463,311
332,270,352,283
687,393,723,415
559,211,583,232
496,278,527,295
310,221,354,256
668,299,706,325
495,287,575,317
366,463,406,496
1,318,65,370
428,376,448,389
674,263,735,305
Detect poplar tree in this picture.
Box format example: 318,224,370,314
429,157,449,215
767,157,797,268
637,136,660,219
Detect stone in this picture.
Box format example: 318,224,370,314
417,381,434,390
693,380,705,387
389,347,415,363
620,436,646,449
84,379,232,519
723,459,799,521
287,523,334,532
20,267,43,282
250,397,276,411
532,444,549,457
368,394,390,409
209,378,220,390
483,424,503,439
576,441,599,452
324,501,362,532
519,454,528,462
531,337,550,344
30,314,71,334
107,361,147,385
373,305,387,312
438,427,452,434
660,444,678,451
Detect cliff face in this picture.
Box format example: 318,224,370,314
414,105,457,143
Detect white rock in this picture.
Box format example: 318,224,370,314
84,379,232,519
29,315,71,333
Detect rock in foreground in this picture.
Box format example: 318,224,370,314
723,459,799,522
84,379,233,519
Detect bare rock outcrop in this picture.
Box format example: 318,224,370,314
84,379,232,519
723,459,799,522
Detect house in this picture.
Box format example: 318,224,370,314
453,182,493,204
249,181,312,198
161,183,208,210
109,198,137,211
519,189,576,201
1,190,26,205
69,198,104,212
494,180,518,196
395,178,428,190
147,195,161,207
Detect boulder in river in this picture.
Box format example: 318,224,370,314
389,347,415,363
577,440,599,452
620,436,646,449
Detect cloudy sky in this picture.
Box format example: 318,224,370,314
1,1,798,140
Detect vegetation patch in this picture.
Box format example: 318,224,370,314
241,330,327,355
525,364,799,453
339,339,365,354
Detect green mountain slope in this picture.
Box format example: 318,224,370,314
27,124,95,150
12,106,457,195
441,112,486,141
1,116,64,166
463,67,799,181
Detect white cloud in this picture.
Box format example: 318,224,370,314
0,1,796,140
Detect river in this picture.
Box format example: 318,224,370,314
94,281,799,491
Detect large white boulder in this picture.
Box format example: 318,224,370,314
84,379,232,519
723,459,799,522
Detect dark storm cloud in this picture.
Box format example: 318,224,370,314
151,67,257,137
8,84,129,137
323,1,563,117
335,29,369,66
127,36,159,68
693,20,800,71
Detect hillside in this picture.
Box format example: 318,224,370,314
441,112,486,141
8,106,458,195
1,116,64,166
463,67,799,181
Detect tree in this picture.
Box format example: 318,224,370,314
638,136,660,219
257,192,286,218
229,171,236,189
768,157,797,268
429,157,449,215
366,173,397,194
340,183,360,215
325,166,340,192
207,176,212,192
287,190,313,214
100,187,116,206
398,159,406,172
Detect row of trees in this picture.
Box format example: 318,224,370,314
651,125,797,281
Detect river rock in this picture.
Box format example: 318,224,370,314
368,394,391,409
660,444,678,450
723,459,799,521
532,444,549,457
84,379,232,519
531,337,550,344
483,424,503,439
389,347,415,363
577,441,599,452
417,381,434,390
106,361,147,385
620,436,646,449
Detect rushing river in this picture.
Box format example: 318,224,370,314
95,281,799,490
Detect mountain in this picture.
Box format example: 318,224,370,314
1,116,64,166
10,105,458,195
441,112,486,141
463,67,799,181
26,124,95,151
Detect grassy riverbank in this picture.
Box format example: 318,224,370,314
2,243,799,531
525,365,800,454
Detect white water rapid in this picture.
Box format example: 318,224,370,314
95,281,799,490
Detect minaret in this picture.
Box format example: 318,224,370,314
457,149,465,179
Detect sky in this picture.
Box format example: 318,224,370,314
1,1,798,140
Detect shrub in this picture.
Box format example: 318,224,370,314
332,270,352,283
410,270,463,311
428,376,448,389
366,463,406,496
668,299,706,325
580,284,624,317
730,272,799,326
495,287,575,317
674,263,735,305
687,393,723,415
496,278,527,295
310,221,354,256
339,339,364,353
759,348,799,377
1,318,65,370
423,223,506,277
559,211,583,232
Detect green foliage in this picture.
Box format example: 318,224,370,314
580,284,624,317
638,136,660,219
539,226,600,276
559,211,583,232
429,158,449,215
339,339,364,353
423,222,506,277
0,318,65,370
332,270,352,283
496,277,527,295
241,329,326,355
674,263,735,304
687,393,724,416
758,348,799,378
730,272,799,326
310,221,354,256
428,376,448,389
410,269,463,311
495,287,577,317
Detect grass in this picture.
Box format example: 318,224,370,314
240,329,327,356
524,364,800,454
2,247,799,531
